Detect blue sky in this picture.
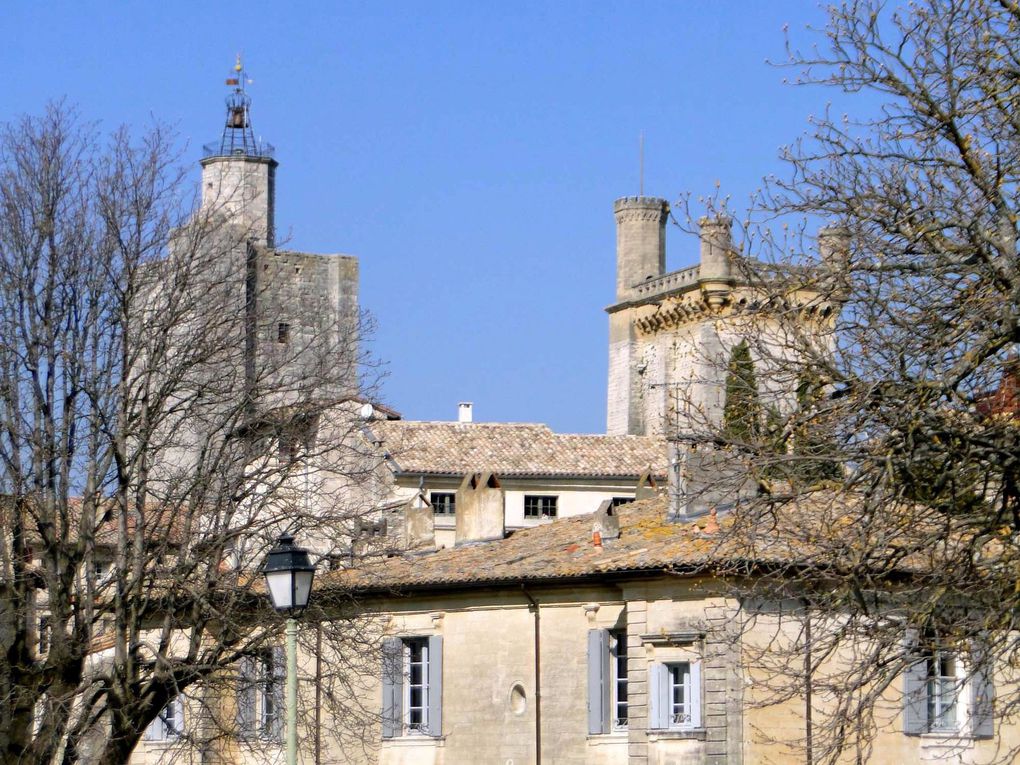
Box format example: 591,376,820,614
2,1,842,433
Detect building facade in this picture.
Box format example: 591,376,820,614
607,198,843,438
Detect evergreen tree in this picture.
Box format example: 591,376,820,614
722,341,761,444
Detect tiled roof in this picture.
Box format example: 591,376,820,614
332,492,946,593
364,421,668,478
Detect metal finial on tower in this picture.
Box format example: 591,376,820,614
639,131,645,196
203,54,275,160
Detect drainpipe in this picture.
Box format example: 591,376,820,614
315,622,323,765
803,598,813,765
522,585,541,765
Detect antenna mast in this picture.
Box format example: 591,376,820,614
639,131,645,196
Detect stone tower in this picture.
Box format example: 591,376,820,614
152,59,362,479
606,196,837,438
199,55,277,246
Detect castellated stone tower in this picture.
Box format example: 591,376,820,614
606,196,837,438
614,196,669,301
194,58,359,413
155,60,361,478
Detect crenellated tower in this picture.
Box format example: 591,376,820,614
606,196,839,438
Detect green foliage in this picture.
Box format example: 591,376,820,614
790,370,842,485
723,341,761,443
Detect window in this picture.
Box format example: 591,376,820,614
524,495,557,519
238,648,284,740
38,615,50,655
926,651,959,731
666,663,694,727
649,660,702,730
277,322,290,344
587,628,629,733
430,492,456,516
144,698,183,742
381,635,443,738
903,633,994,737
612,631,628,729
278,434,297,464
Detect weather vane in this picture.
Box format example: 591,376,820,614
213,53,265,157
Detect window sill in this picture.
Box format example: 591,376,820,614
647,728,707,742
586,731,628,746
381,735,446,747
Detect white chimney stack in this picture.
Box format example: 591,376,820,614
458,402,473,423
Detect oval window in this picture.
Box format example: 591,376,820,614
509,683,527,715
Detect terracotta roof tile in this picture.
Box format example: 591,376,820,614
365,421,668,478
331,492,950,593
333,497,724,590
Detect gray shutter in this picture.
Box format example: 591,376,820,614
971,641,994,739
237,657,256,736
648,662,669,730
587,629,610,734
427,635,443,736
902,630,927,735
689,661,702,728
381,638,403,739
270,645,286,740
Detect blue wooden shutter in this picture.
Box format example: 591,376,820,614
970,640,994,739
587,629,610,734
427,635,443,736
902,630,927,735
237,657,256,736
270,645,286,740
688,661,702,728
648,662,669,730
381,638,403,739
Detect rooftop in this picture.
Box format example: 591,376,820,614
364,420,668,479
333,491,960,594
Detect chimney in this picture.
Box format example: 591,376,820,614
593,499,621,541
634,468,660,500
613,196,669,301
458,402,473,423
455,471,504,545
698,214,734,309
402,491,436,551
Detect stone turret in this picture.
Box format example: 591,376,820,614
614,197,669,301
817,224,851,300
697,214,734,309
199,55,277,247
200,154,277,247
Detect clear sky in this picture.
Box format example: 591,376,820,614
2,1,841,434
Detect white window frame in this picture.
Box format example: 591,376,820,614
238,649,284,741
926,650,960,732
666,663,694,729
610,630,628,730
403,637,430,734
144,698,183,742
903,631,994,738
649,658,702,731
382,634,443,739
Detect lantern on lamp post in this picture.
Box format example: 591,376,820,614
262,534,317,765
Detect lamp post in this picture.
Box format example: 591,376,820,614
262,534,317,765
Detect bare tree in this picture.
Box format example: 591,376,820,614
0,105,385,764
662,1,1020,761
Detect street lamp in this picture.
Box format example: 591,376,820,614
262,534,317,765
